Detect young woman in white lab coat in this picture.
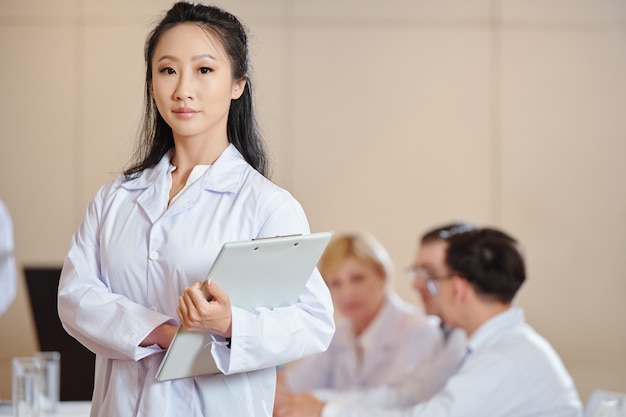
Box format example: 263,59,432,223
57,3,334,416
281,233,442,392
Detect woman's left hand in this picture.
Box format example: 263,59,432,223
273,387,325,417
177,279,232,338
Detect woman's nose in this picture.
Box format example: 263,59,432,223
174,74,193,101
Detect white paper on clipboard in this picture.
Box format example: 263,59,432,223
156,231,334,381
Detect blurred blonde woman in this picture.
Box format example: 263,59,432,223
281,233,442,392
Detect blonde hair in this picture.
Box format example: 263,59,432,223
318,233,394,284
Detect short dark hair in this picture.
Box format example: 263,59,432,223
420,221,478,244
445,228,526,304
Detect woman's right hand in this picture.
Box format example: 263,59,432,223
177,279,233,338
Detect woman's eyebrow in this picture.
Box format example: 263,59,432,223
156,53,217,63
193,53,217,61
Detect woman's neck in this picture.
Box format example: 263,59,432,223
353,297,387,336
171,134,229,171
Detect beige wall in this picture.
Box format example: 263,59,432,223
1,0,625,404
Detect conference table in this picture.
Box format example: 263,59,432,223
0,401,91,416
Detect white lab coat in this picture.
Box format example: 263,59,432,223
58,144,335,417
284,292,443,392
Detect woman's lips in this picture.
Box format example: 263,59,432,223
173,107,199,118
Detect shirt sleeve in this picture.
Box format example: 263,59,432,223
0,201,17,316
322,349,518,417
57,186,176,361
283,348,335,392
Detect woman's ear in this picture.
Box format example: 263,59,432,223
231,78,247,100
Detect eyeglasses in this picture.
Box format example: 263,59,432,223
404,265,429,283
404,265,454,296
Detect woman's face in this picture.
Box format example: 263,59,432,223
324,256,386,330
150,23,246,143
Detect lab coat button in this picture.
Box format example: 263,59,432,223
149,251,159,260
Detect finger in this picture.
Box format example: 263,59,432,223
177,295,187,316
177,295,192,328
199,279,213,300
204,279,229,304
180,292,203,327
177,306,188,329
183,281,207,313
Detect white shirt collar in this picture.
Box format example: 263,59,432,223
467,307,524,353
167,164,211,206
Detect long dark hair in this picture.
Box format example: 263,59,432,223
124,1,268,179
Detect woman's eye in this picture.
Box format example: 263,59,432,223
199,67,212,74
351,274,366,284
158,67,176,75
327,280,340,290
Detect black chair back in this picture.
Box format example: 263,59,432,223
24,266,95,401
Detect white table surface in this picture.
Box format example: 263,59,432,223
0,401,91,416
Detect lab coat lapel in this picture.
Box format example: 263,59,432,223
357,298,395,380
121,145,247,223
122,151,173,224
200,144,247,193
136,185,168,224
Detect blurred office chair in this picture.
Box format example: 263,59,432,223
24,266,95,401
584,389,626,417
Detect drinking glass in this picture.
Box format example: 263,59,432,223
34,352,60,413
12,357,41,417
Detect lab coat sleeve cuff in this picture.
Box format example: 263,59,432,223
210,307,248,373
132,314,177,360
210,335,232,372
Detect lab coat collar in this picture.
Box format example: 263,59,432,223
121,144,248,194
466,306,524,353
120,144,250,223
199,144,248,193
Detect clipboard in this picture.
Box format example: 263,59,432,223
156,231,334,381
